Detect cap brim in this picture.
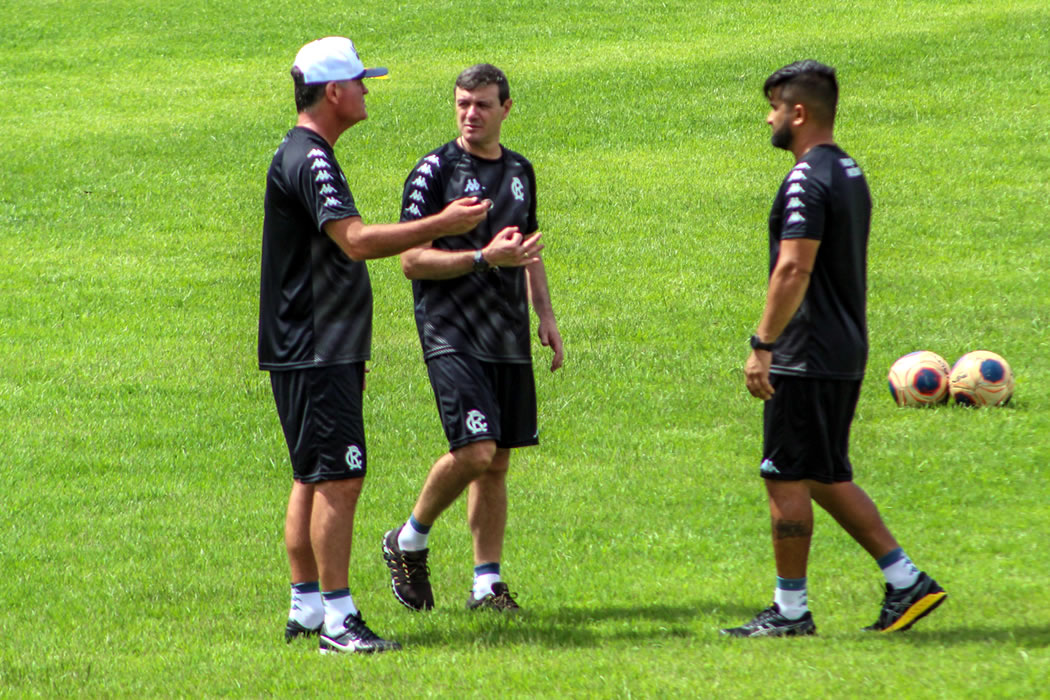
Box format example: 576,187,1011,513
361,67,389,79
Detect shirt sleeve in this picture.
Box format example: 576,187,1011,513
524,159,539,234
295,146,360,229
400,154,445,222
779,161,827,241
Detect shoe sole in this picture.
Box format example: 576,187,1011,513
881,591,947,632
721,624,816,638
382,532,433,612
319,640,399,654
466,602,522,613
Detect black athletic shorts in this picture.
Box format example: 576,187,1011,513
760,375,861,483
269,363,367,483
426,353,538,451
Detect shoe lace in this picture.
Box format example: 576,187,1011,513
399,549,431,583
751,606,782,625
342,613,381,642
489,583,520,610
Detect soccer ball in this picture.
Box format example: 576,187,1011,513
887,351,951,406
949,351,1015,406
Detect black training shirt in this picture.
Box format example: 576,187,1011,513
258,127,372,370
400,140,538,363
768,144,871,379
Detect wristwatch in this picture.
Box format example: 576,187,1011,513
750,334,775,352
472,249,490,272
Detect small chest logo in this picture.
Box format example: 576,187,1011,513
465,178,482,193
465,410,489,435
345,445,363,471
510,176,525,201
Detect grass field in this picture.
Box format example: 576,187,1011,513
2,0,1049,696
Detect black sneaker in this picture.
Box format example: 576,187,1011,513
382,528,434,611
864,572,947,632
721,604,816,637
319,613,401,654
466,582,521,612
284,618,321,643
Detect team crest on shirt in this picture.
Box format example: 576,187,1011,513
465,410,489,435
510,176,525,201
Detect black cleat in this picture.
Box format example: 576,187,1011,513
284,619,321,643
864,572,947,632
319,613,401,654
382,528,434,611
721,604,816,637
466,582,522,613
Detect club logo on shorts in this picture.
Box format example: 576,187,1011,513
760,459,780,475
465,409,489,435
345,445,363,471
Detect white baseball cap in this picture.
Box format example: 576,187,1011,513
293,36,388,84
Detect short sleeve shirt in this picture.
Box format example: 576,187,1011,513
258,127,372,370
768,144,871,380
400,140,538,363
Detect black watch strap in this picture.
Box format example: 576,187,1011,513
750,334,775,352
472,249,490,272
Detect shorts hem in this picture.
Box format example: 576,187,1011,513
760,472,853,484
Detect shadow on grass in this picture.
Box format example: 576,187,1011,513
393,599,760,649
871,625,1050,648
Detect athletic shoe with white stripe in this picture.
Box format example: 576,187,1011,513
721,603,816,637
319,613,401,654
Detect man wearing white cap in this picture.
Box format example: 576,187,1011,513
259,37,491,654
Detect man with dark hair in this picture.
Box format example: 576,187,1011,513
260,36,490,653
722,60,946,637
381,63,563,613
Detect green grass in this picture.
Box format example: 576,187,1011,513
2,0,1049,696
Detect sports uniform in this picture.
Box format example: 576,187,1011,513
761,144,871,484
259,126,371,482
726,61,945,639
400,140,539,449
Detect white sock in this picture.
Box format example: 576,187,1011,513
472,570,499,596
398,517,430,552
774,577,809,620
289,584,323,628
322,590,359,634
880,549,920,590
